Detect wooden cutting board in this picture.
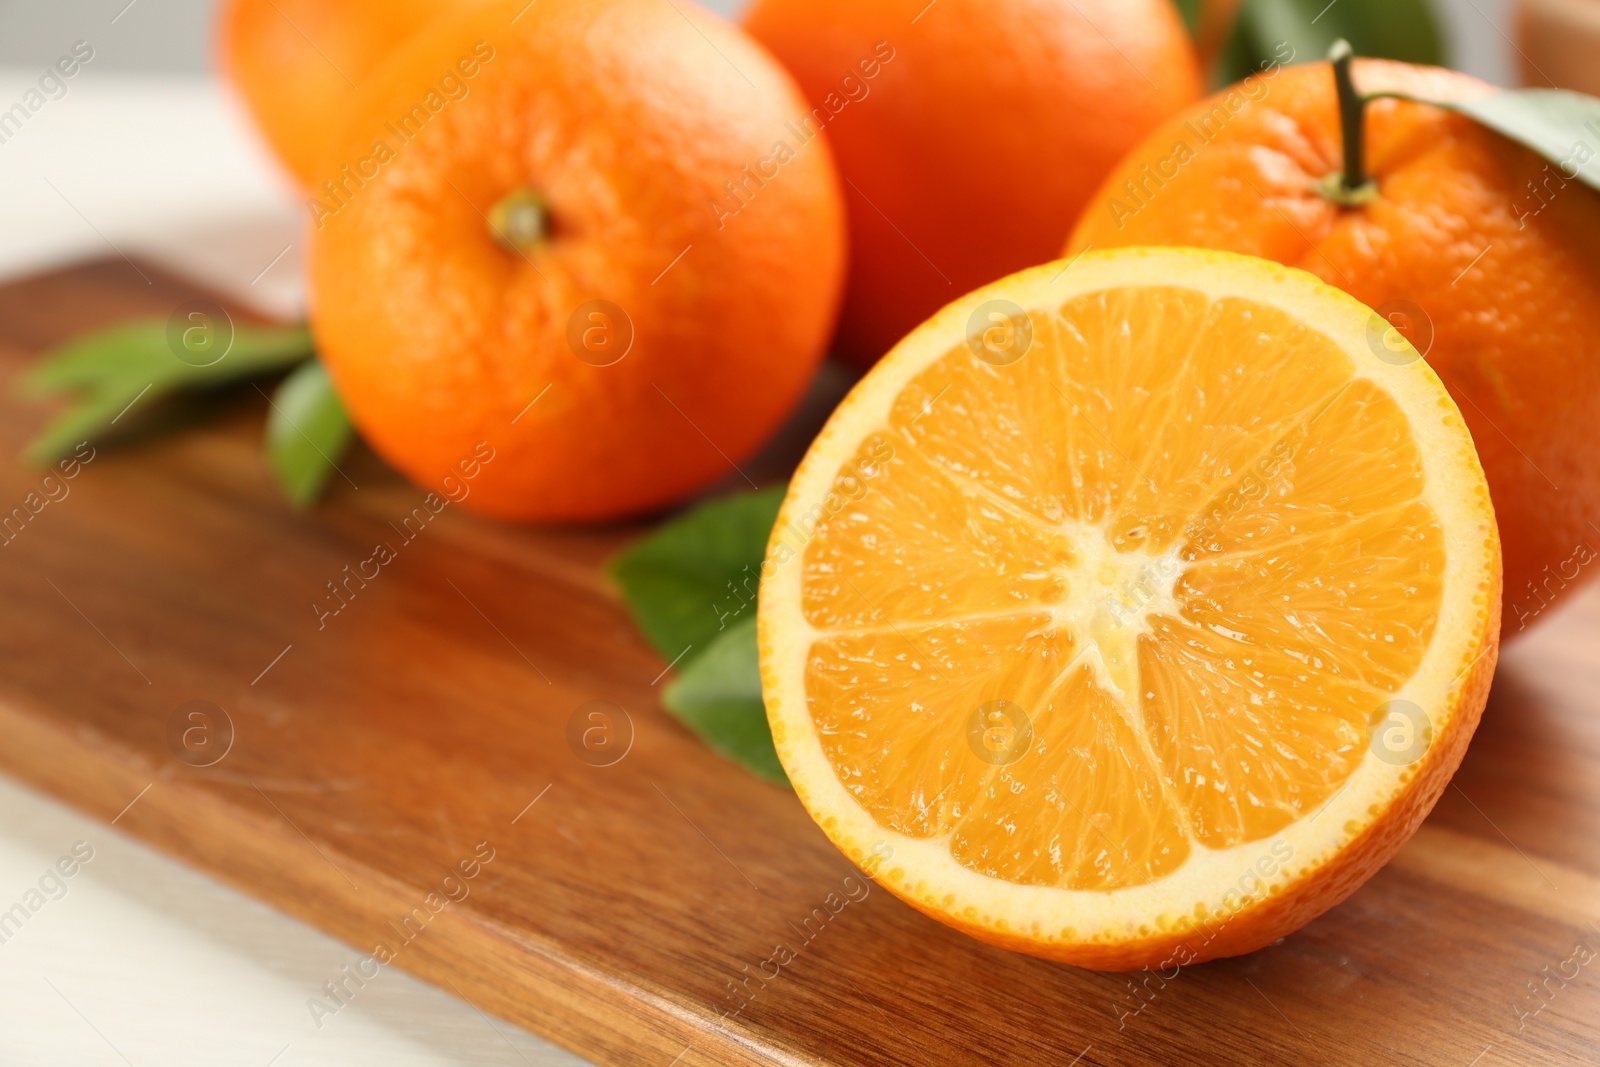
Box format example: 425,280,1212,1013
2,261,1598,1066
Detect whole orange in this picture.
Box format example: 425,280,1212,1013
1068,58,1600,632
743,0,1201,365
307,0,845,523
217,0,476,187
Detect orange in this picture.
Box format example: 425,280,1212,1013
217,0,479,188
306,0,845,522
758,248,1500,969
742,0,1201,366
1069,58,1600,633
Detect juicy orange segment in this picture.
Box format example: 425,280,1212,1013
759,248,1500,969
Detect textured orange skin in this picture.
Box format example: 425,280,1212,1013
307,0,845,523
743,0,1200,366
926,558,1501,970
1069,59,1600,632
217,0,475,188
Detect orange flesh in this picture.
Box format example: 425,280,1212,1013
800,287,1445,891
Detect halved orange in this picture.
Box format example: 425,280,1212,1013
757,247,1501,970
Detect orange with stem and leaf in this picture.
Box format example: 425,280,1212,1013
1069,44,1600,632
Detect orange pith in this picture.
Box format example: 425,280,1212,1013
801,285,1443,891
759,248,1500,969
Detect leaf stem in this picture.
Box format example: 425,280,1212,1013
1333,40,1365,190
1317,40,1378,207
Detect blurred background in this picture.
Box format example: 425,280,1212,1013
0,0,1579,317
0,0,1519,80
0,0,1551,323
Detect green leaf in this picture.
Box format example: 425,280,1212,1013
21,317,314,465
662,616,787,786
264,360,354,510
22,390,142,468
1217,0,1443,86
607,484,784,665
1432,89,1600,194
609,485,789,785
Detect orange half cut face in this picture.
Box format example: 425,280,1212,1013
759,247,1500,970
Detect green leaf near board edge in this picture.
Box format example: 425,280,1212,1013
662,616,787,786
20,316,315,465
1216,0,1443,87
265,359,355,510
606,483,784,666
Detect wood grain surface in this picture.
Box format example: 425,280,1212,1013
0,261,1597,1066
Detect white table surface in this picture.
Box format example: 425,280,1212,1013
0,775,590,1067
0,65,591,1067
0,68,306,320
